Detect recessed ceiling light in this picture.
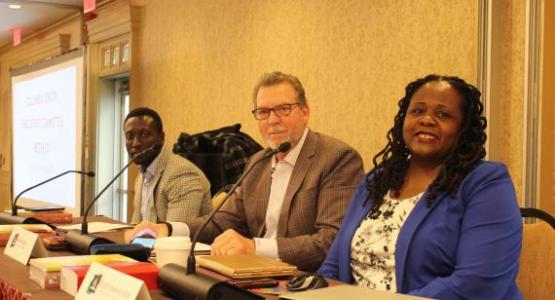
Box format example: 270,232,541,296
9,4,22,9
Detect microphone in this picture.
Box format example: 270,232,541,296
0,170,95,225
158,142,291,300
65,143,162,254
266,141,292,156
189,141,290,272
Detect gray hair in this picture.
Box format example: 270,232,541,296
252,71,307,107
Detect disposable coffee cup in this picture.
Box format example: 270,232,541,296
154,236,191,268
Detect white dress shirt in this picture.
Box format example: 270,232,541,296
253,128,308,258
140,148,163,220
170,128,309,259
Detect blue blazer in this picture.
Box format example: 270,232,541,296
319,161,523,300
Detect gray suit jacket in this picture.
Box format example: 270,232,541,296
131,147,212,223
187,130,364,271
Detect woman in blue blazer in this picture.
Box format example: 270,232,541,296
318,75,522,300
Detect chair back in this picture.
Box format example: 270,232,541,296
520,207,555,229
173,124,263,195
517,208,555,299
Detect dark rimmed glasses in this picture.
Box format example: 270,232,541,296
251,103,301,120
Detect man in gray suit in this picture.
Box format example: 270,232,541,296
124,107,211,224
126,73,363,271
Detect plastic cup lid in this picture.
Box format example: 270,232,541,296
154,236,191,250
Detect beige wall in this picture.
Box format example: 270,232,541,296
0,0,533,210
133,0,478,172
489,0,526,201
540,0,555,215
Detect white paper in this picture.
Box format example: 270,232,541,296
195,242,211,252
76,262,151,300
58,222,133,233
4,227,40,264
0,224,53,231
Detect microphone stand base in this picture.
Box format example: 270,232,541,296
159,263,263,300
64,229,113,255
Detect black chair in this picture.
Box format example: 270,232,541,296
173,124,263,195
517,207,555,299
520,207,555,229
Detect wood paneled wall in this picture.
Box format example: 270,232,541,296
540,0,555,215
131,0,532,202
0,0,538,210
132,0,478,169
488,0,526,202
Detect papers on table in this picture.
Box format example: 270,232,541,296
58,222,133,233
193,242,211,255
0,224,53,233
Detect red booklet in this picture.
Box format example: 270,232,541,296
31,210,73,224
60,261,159,296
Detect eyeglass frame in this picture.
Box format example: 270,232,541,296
251,102,302,120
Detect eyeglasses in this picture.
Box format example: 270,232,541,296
251,103,301,120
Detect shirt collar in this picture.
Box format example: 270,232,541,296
141,146,164,180
272,128,309,168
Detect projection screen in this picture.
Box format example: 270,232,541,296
10,48,86,216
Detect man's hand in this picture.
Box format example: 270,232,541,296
211,229,255,255
124,220,169,243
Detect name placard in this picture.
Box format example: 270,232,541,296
4,226,47,264
76,262,151,300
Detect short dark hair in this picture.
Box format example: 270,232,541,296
366,74,487,212
252,71,307,107
124,107,164,134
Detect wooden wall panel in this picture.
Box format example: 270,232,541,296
87,0,132,43
133,0,479,172
0,0,532,212
489,0,526,201
540,0,555,215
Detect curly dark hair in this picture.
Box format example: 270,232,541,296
365,74,487,213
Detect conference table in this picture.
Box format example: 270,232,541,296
0,217,292,300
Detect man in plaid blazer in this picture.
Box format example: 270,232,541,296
127,73,363,271
125,107,212,224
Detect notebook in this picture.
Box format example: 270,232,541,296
196,255,297,279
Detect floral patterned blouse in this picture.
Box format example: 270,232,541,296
350,191,423,292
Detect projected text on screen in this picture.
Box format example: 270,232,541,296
11,51,84,215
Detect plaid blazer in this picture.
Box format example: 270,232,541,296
131,147,212,224
187,130,364,271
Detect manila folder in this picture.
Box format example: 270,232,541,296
196,255,297,279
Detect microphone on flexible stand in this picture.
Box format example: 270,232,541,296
65,143,162,254
159,142,291,300
0,170,95,225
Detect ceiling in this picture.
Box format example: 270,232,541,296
0,0,83,48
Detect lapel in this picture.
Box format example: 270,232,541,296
134,171,144,221
147,147,169,220
253,161,274,235
277,130,317,236
395,190,442,292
